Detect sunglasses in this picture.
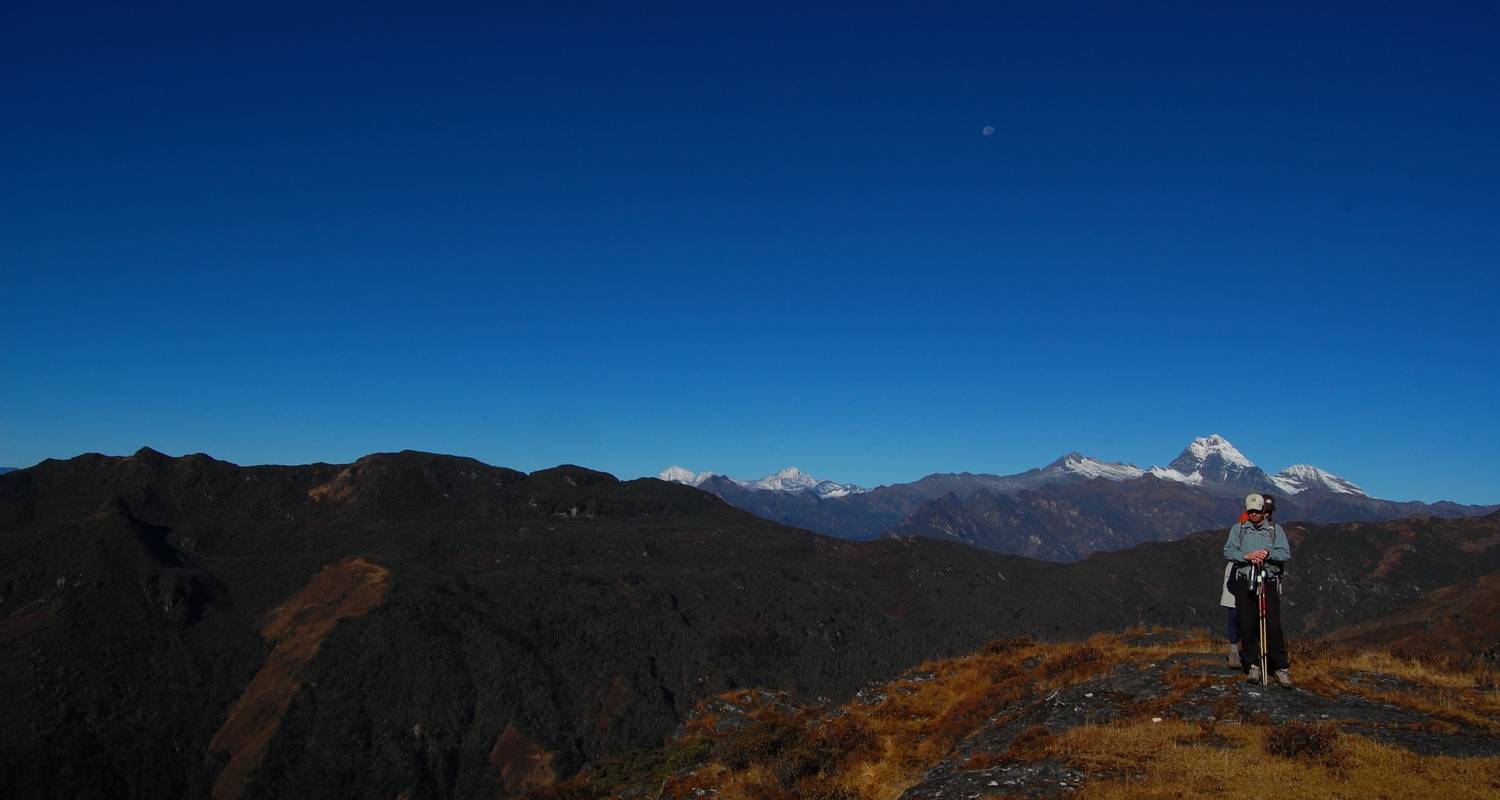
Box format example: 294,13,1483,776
1246,509,1265,515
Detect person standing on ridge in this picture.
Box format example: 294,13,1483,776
1224,493,1292,687
1221,493,1279,669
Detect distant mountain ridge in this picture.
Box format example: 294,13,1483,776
660,465,865,499
665,435,1495,559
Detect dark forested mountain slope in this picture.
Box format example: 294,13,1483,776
2,450,1497,799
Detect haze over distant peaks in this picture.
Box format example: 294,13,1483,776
658,465,866,498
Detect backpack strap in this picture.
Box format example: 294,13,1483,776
1233,522,1247,559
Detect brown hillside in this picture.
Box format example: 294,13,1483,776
1326,569,1500,670
207,557,389,800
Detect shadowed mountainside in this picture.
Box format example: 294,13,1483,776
2,450,1498,798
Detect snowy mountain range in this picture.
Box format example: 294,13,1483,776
911,434,1366,498
1144,434,1366,497
657,435,1494,560
660,434,1366,501
659,465,866,499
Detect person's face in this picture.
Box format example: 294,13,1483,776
1246,509,1265,524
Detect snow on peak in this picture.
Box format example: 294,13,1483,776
1048,452,1144,481
745,467,817,492
1147,466,1203,485
658,466,715,486
1270,464,1366,496
658,465,866,497
1184,434,1255,469
812,480,861,498
738,465,870,495
744,467,867,497
1151,434,1266,489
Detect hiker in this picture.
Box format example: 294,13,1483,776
1221,493,1278,669
1223,493,1292,687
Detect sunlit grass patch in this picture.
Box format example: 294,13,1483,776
1042,719,1500,800
1290,647,1500,735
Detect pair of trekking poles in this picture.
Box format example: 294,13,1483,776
1252,563,1270,686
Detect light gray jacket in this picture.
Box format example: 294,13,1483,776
1222,520,1291,582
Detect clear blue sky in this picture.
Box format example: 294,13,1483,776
3,2,1497,503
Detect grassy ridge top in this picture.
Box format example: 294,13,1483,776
536,630,1500,800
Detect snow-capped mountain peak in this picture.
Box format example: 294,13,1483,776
1180,434,1255,470
1045,452,1144,481
744,467,817,492
658,466,715,486
1149,434,1270,492
810,480,863,498
1270,464,1366,496
657,465,866,498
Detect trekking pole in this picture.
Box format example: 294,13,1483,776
1256,565,1269,686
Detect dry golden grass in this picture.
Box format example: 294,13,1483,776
628,630,1500,800
1044,720,1500,800
1289,648,1500,735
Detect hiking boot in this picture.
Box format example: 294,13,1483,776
1246,665,1262,684
1274,669,1293,688
1227,645,1242,670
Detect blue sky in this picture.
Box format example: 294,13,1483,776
2,2,1497,503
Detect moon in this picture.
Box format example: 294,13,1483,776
982,125,995,136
